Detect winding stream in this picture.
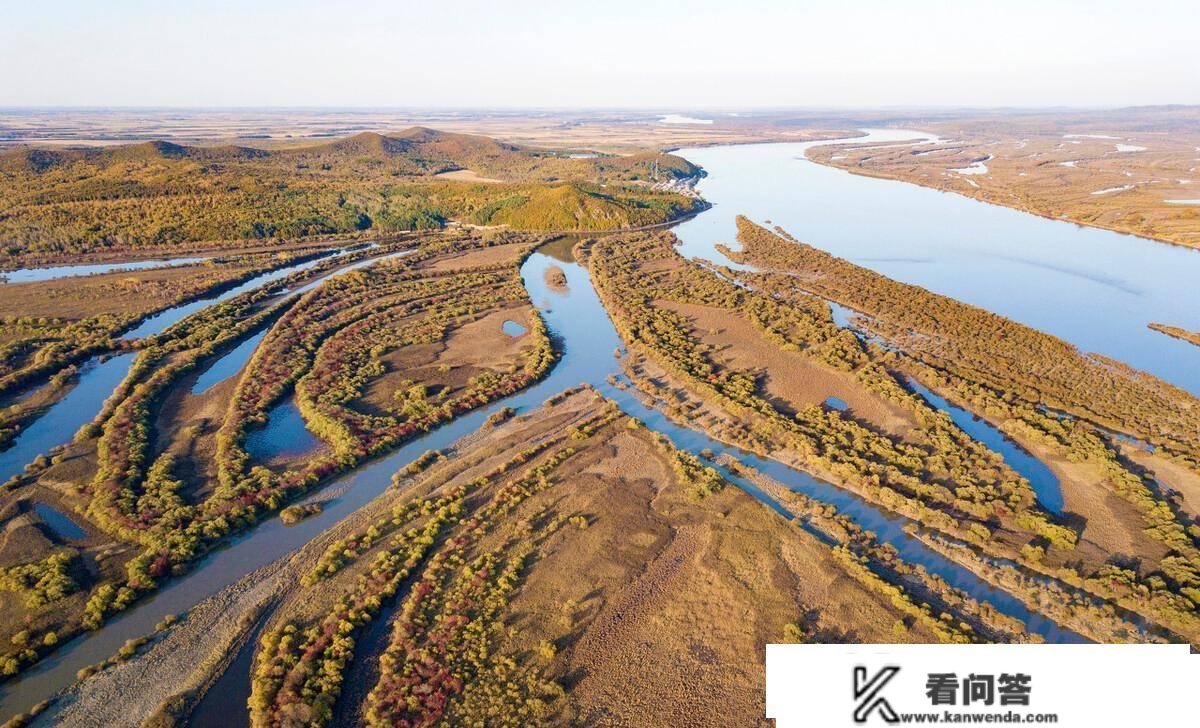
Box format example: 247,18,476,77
0,352,137,484
13,130,1189,718
0,257,210,285
908,379,1064,513
188,241,1086,728
9,242,1089,725
0,252,349,485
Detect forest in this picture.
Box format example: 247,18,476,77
0,128,704,264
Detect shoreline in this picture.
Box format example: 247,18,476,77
805,145,1200,254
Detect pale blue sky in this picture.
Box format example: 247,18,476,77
2,0,1197,108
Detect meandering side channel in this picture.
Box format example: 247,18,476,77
3,242,1091,724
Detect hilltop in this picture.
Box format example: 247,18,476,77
0,128,704,262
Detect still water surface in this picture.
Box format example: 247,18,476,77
673,130,1200,397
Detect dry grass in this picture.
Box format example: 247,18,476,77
418,242,530,272
0,262,264,321
356,305,537,417
1048,455,1172,571
0,108,851,155
810,126,1200,250
253,388,937,726
1121,445,1200,521
543,265,568,292
660,299,918,439
433,169,505,183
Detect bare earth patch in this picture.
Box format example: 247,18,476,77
433,169,505,184
661,299,918,439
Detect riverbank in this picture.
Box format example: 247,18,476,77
806,131,1200,252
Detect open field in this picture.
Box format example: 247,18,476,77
0,106,1196,725
724,220,1200,636
0,108,852,154
42,387,1041,726
0,247,352,455
808,108,1200,250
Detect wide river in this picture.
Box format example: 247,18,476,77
674,129,1200,397
12,127,1197,719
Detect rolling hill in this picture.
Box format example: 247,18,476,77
0,128,704,262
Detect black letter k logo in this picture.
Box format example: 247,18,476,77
853,666,900,724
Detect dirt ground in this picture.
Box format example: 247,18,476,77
660,299,918,439
244,388,935,727
50,560,290,728
1120,444,1200,522
419,241,531,272
357,305,537,416
514,427,932,727
1045,453,1171,573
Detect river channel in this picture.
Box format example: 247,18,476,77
13,129,1183,719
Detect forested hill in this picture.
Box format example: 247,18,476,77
0,128,704,263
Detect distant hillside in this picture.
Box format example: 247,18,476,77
471,183,699,230
0,128,704,261
0,127,701,183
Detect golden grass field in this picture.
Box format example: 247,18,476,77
809,114,1200,250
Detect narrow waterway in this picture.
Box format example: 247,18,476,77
185,242,1086,728
184,247,414,399
0,352,137,484
0,248,371,484
0,256,210,285
826,300,1064,513
907,379,1064,513
5,241,1090,725
11,127,1177,717
191,331,268,395
120,251,343,340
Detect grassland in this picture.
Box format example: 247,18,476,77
36,386,1039,726
0,248,345,456
4,222,1123,725
586,230,1075,550
0,107,853,155
238,388,1034,728
3,106,1197,724
808,117,1200,250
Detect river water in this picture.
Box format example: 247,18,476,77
0,251,349,485
14,129,1192,719
0,257,210,285
3,240,1087,722
184,241,1085,728
673,129,1200,398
